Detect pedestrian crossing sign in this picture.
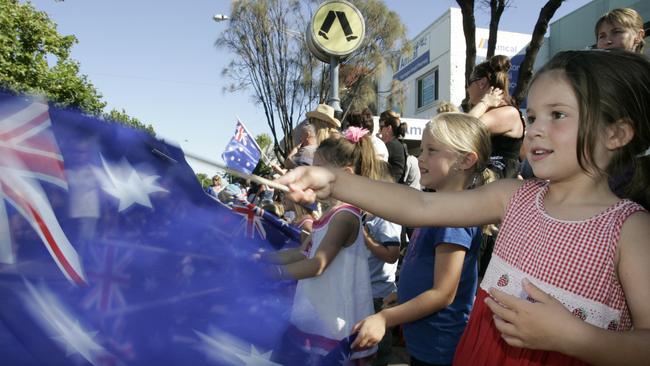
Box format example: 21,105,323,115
310,0,365,57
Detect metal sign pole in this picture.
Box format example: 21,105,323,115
328,56,342,115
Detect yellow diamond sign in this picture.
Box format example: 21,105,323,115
310,0,365,57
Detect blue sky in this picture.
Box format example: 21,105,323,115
28,0,592,175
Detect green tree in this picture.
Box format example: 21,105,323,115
103,108,155,135
195,172,212,189
253,133,273,177
0,0,154,133
323,0,407,120
0,0,105,112
216,0,316,159
216,0,406,155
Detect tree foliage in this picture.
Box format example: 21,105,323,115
0,0,154,133
216,0,316,159
195,172,211,189
103,108,155,135
0,0,104,112
328,0,407,119
216,0,406,157
253,133,273,177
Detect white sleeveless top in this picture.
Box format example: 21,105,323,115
290,204,376,359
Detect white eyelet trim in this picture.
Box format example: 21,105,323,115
481,256,622,329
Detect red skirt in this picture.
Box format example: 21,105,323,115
453,289,589,366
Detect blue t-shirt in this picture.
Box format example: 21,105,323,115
397,226,481,364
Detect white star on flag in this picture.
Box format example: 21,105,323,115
22,280,112,363
93,155,168,212
194,327,281,366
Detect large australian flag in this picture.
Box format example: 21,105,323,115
221,120,261,175
0,90,325,365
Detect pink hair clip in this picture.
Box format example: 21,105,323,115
343,126,369,143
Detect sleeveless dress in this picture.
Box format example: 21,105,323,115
289,204,376,360
454,179,645,365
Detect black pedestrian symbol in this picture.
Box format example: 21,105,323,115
318,11,358,42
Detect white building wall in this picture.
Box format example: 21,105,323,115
377,7,532,132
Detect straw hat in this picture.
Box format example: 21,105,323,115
306,104,340,128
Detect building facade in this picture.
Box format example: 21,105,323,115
376,8,531,128
376,1,649,145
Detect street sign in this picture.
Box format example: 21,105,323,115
309,0,365,58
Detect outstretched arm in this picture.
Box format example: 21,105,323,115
277,167,520,228
351,243,467,349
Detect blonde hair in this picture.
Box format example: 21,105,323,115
426,113,497,234
310,118,340,144
436,101,459,114
595,8,645,53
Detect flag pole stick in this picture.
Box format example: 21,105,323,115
183,151,289,193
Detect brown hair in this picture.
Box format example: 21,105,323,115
595,8,645,53
530,50,650,209
379,110,406,138
316,133,381,180
471,55,517,107
346,108,374,131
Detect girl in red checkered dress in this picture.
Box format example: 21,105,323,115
278,50,650,365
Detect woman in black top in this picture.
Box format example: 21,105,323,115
378,110,407,183
466,55,525,179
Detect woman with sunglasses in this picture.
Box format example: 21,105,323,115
466,55,525,179
377,110,408,183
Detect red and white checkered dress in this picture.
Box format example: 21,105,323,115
454,179,645,365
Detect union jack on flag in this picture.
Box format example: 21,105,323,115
0,97,85,284
221,119,261,175
231,203,267,239
234,123,248,145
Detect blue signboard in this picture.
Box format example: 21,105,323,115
394,51,430,81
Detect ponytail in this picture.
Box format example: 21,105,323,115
317,127,380,180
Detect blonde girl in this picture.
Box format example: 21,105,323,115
278,50,650,365
352,113,495,366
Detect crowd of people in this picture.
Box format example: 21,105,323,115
206,8,649,366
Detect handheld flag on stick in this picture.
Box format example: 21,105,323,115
0,90,362,365
221,119,261,175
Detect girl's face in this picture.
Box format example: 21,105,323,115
597,21,642,51
526,71,590,182
418,131,464,191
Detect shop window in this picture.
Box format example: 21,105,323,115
417,69,438,109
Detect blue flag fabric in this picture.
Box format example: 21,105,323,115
0,91,354,365
221,120,261,175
